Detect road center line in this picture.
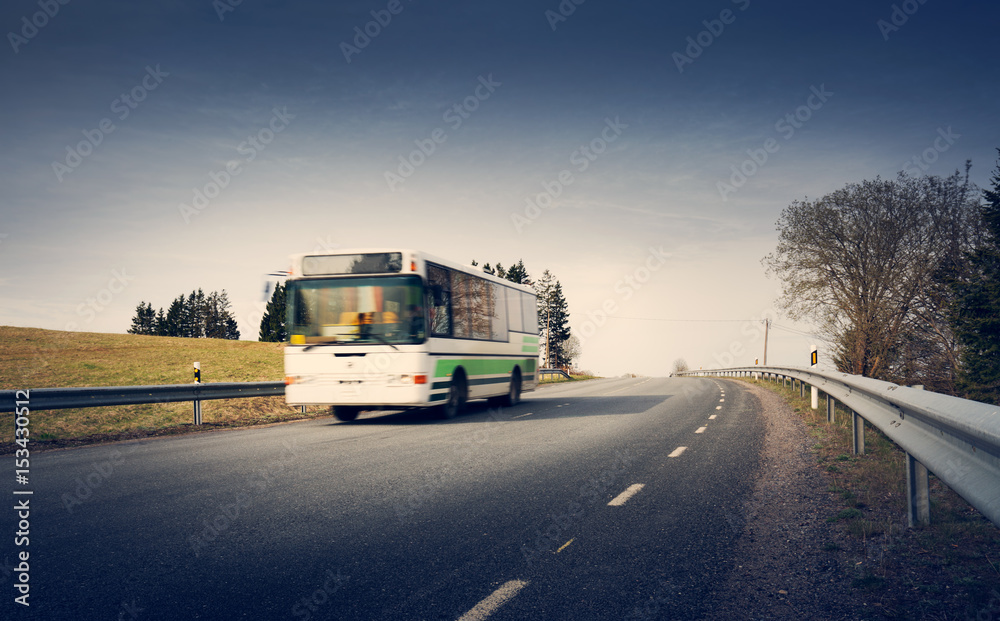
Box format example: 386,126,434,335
719,399,725,402
608,483,645,506
695,426,707,434
709,415,717,420
512,413,532,419
668,446,687,458
457,580,529,621
716,405,722,410
555,538,575,553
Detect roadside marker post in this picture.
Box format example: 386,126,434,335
193,362,203,425
810,346,819,410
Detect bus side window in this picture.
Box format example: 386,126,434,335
428,265,452,337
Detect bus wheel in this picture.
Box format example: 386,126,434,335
502,369,522,407
332,406,360,422
439,373,467,419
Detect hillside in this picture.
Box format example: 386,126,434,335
1,326,304,447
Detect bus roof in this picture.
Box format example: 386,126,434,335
288,248,536,294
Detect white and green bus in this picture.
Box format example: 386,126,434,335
283,249,539,421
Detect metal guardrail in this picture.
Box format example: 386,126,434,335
678,366,1000,529
539,368,572,380
1,382,286,423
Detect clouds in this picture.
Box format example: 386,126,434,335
1,0,997,374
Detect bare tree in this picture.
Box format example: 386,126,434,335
672,358,689,374
763,170,981,388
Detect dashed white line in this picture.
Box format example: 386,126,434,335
512,413,533,419
695,426,707,434
719,399,725,402
715,406,722,410
457,580,529,621
709,415,717,420
608,483,645,506
668,446,687,458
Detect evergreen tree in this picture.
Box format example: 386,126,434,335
163,295,185,337
952,149,1000,404
535,270,571,368
154,308,167,336
259,283,287,342
129,289,240,340
204,290,240,340
504,259,530,285
127,302,157,335
183,289,207,338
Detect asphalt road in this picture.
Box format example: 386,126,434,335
9,376,767,620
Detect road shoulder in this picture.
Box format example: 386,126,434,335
701,381,865,620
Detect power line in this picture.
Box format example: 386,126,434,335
600,317,760,322
771,323,823,338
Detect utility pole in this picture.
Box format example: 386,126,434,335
763,319,771,366
546,309,551,369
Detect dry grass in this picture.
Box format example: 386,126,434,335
738,375,1000,619
1,326,310,447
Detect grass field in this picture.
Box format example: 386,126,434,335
1,326,305,447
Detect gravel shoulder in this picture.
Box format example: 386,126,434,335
701,381,881,620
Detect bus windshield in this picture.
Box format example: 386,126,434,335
287,275,426,346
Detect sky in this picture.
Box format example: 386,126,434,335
1,0,997,377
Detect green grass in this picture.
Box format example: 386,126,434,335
539,373,600,384
1,326,302,446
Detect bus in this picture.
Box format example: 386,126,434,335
283,249,540,421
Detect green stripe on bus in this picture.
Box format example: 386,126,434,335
433,358,536,378
522,336,539,344
522,346,538,353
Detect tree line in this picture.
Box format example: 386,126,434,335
128,289,240,340
764,150,1000,403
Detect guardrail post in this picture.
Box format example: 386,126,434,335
851,410,865,455
906,453,931,527
799,380,805,398
826,394,835,423
811,385,818,409
193,362,202,425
